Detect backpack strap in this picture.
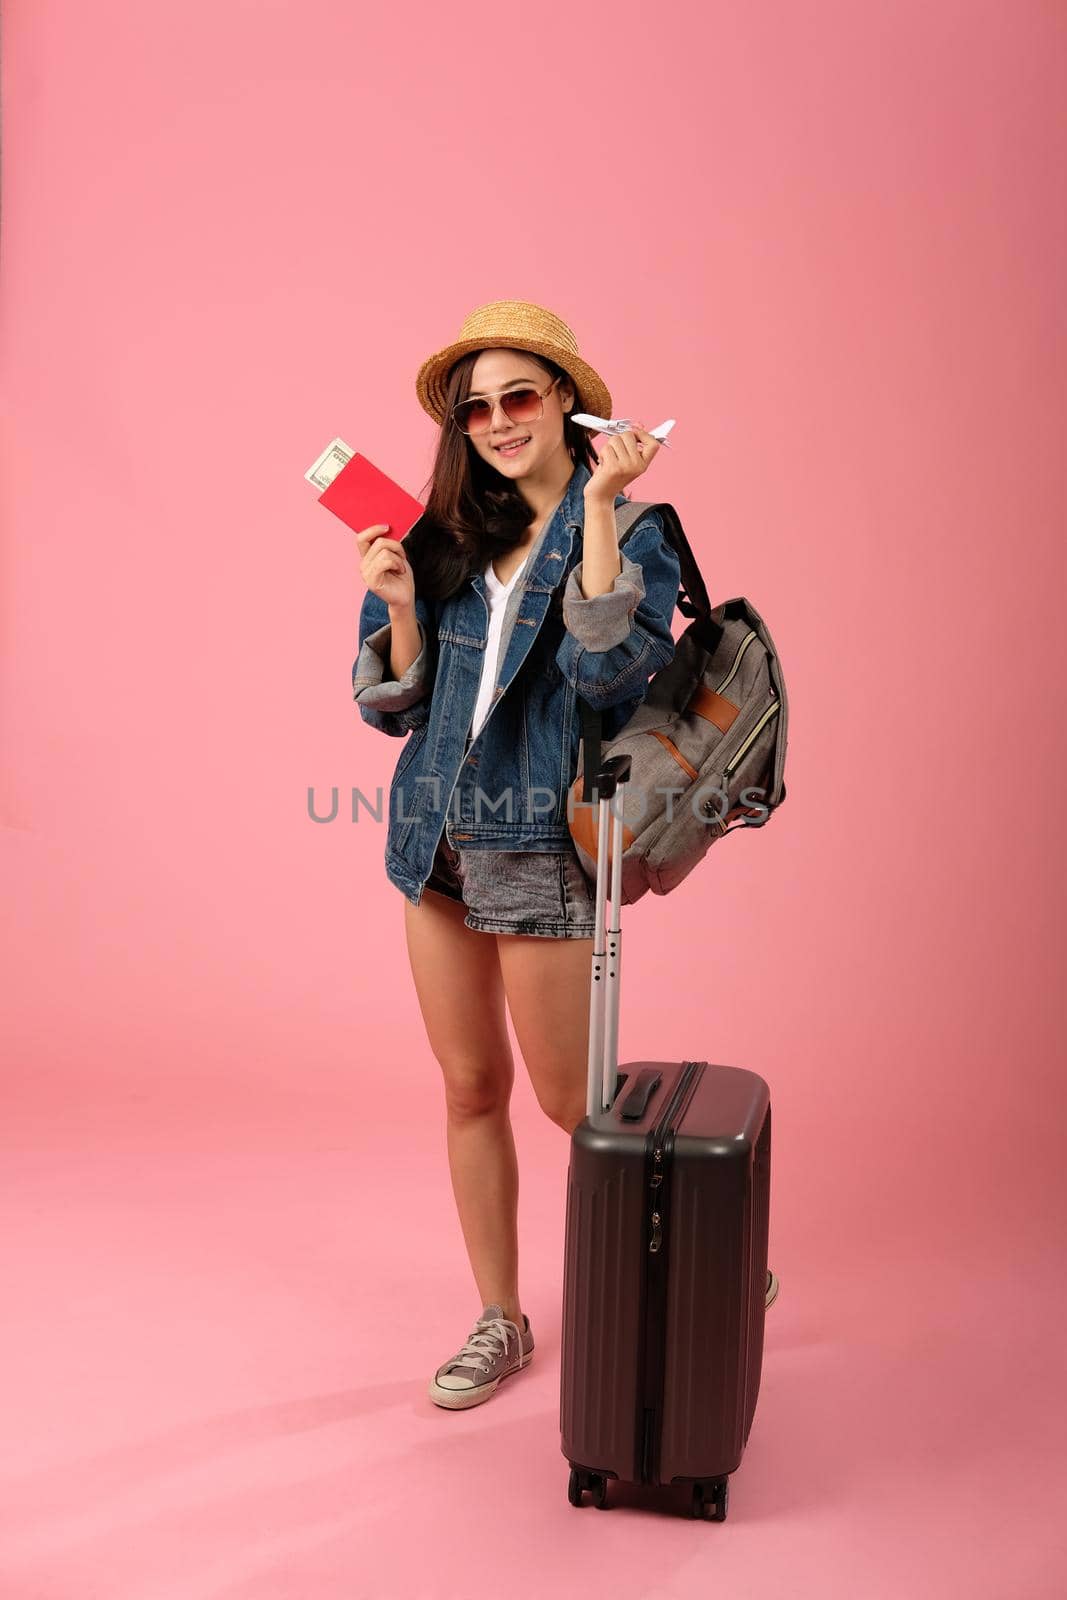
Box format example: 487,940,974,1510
616,498,716,629
579,696,603,804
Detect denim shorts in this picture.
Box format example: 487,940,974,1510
421,833,598,938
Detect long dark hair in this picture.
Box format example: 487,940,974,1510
403,350,600,604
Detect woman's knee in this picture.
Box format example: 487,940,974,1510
438,1051,515,1119
533,1084,586,1134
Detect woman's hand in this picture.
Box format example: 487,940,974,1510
356,523,415,612
584,424,662,504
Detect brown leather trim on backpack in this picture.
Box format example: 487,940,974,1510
647,728,699,783
686,684,742,735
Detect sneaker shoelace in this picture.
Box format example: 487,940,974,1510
446,1313,527,1375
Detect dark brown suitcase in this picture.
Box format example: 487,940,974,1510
560,754,772,1521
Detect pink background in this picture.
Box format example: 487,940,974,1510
3,1,1065,1595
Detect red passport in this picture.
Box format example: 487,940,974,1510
318,452,425,540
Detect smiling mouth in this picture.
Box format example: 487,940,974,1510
493,436,531,454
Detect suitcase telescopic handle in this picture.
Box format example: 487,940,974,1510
586,755,632,1118
590,753,631,799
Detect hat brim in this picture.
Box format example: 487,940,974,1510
415,336,612,430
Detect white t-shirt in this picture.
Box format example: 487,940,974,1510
468,552,529,742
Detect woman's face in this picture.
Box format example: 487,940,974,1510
462,350,575,482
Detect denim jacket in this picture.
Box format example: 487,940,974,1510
352,457,681,906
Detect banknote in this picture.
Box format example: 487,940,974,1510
304,436,355,491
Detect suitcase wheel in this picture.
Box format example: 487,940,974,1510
690,1478,729,1521
567,1467,609,1508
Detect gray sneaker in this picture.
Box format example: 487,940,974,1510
428,1303,535,1410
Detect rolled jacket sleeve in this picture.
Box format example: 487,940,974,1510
555,508,680,710
561,548,647,652
353,586,436,737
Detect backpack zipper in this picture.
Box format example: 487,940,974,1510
722,697,780,777
714,629,757,694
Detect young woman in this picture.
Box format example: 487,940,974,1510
353,301,777,1413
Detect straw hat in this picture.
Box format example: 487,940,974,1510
415,299,612,428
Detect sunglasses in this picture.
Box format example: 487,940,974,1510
450,376,562,436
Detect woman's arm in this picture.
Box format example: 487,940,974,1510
554,507,680,710
386,603,424,680
572,492,623,596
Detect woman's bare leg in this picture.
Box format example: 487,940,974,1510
495,933,595,1135
404,889,524,1326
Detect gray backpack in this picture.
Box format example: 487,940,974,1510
567,498,789,903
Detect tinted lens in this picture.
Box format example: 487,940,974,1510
454,398,494,433
454,387,544,433
500,387,542,425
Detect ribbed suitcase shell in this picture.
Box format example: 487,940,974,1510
560,1060,770,1491
558,756,772,1510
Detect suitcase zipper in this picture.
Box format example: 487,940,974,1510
647,1060,702,1251
647,1074,690,1255
639,1060,705,1484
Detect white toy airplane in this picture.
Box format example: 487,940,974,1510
571,413,676,447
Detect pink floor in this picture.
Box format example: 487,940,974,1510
2,1059,1062,1600
5,0,1065,1593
